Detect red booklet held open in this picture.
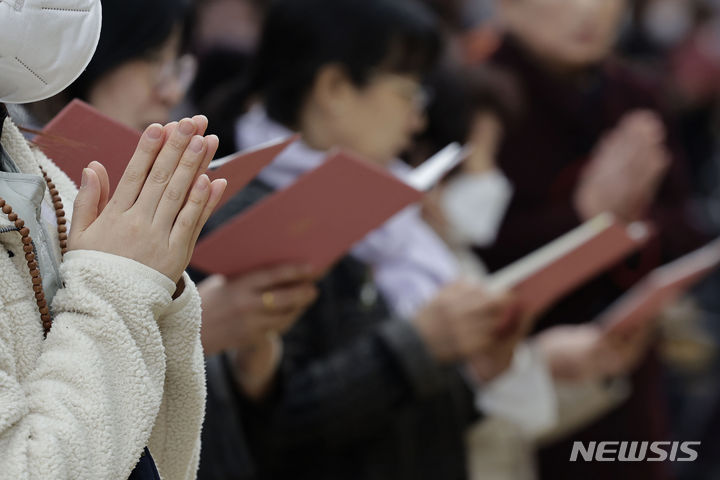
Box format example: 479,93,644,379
485,214,654,319
37,99,294,198
36,99,141,191
598,237,720,336
208,134,298,208
191,150,425,276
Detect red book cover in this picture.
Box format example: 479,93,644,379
36,99,140,192
487,214,653,318
600,237,720,336
37,99,294,200
208,134,298,209
191,150,423,276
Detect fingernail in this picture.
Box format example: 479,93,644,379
189,136,204,153
81,168,89,188
195,174,209,191
179,119,194,136
146,124,162,139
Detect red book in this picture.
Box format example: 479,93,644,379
208,134,298,209
486,214,653,319
36,99,141,192
599,237,720,336
37,99,294,199
191,150,423,276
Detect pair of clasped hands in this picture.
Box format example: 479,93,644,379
68,116,226,294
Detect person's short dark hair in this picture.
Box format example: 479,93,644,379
422,64,520,151
68,0,193,101
246,0,443,128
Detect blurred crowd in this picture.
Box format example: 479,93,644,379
11,0,720,479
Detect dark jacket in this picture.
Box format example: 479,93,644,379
197,180,479,480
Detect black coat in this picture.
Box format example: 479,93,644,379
197,180,479,480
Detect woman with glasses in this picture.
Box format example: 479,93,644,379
196,1,527,479
23,0,196,129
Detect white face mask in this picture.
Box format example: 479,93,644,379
0,0,102,104
441,169,514,247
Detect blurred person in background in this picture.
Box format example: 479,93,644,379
21,0,196,129
413,62,659,480
647,3,720,478
609,2,720,477
186,0,269,119
195,1,538,479
475,0,709,479
20,0,196,130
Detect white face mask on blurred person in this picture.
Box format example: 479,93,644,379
0,0,102,103
441,170,514,248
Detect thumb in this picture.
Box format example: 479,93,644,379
87,161,111,213
70,168,102,236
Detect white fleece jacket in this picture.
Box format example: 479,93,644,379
0,118,206,480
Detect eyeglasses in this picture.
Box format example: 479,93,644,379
155,54,197,94
407,85,433,111
371,73,433,112
143,53,198,97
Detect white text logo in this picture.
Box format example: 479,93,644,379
569,441,701,462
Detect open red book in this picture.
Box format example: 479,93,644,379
37,99,294,198
191,150,425,276
208,134,298,208
599,237,720,336
485,214,653,320
36,99,141,191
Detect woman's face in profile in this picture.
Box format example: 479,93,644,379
86,28,195,130
322,71,428,165
500,0,627,69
